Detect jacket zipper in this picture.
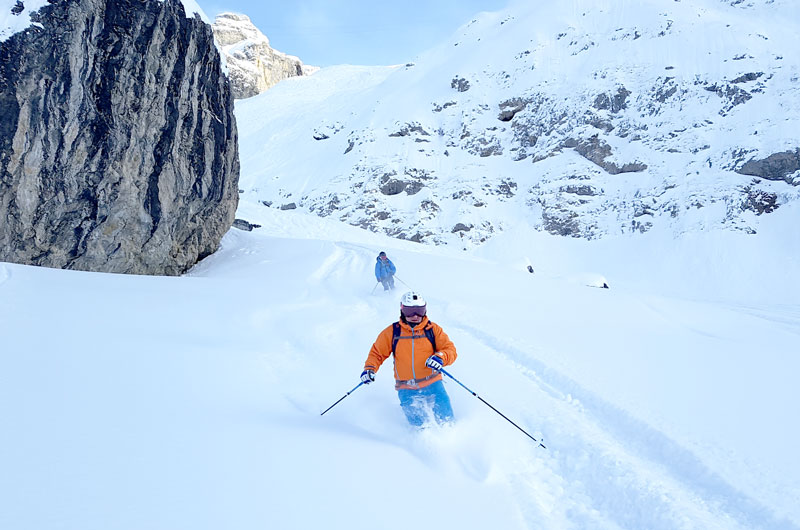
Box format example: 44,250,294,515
410,327,417,381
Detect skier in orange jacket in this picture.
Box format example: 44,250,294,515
361,291,457,426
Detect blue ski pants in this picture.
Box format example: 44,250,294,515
397,380,454,426
380,276,395,291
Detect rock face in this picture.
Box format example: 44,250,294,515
737,149,800,184
212,13,317,99
0,0,239,275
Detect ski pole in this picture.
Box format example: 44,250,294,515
371,282,379,294
440,368,546,448
320,381,364,416
394,275,411,288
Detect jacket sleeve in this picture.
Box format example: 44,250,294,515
432,323,457,366
364,325,394,373
374,262,380,280
389,261,396,275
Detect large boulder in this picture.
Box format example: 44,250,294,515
0,0,239,275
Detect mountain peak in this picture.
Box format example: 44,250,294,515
212,12,317,99
212,12,269,47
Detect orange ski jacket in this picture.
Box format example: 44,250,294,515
364,317,457,390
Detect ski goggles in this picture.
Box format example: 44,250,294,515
401,305,427,318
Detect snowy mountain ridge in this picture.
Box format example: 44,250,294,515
211,13,317,100
236,0,800,247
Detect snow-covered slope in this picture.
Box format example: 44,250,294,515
236,0,800,246
2,207,798,529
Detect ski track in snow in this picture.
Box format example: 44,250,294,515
446,321,797,530
726,303,800,337
304,241,796,529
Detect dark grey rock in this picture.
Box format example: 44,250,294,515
380,179,406,196
404,168,433,180
432,101,456,112
541,207,581,237
316,194,340,216
379,178,424,196
495,180,517,198
742,188,778,215
498,98,528,121
233,219,261,231
593,87,630,113
571,136,647,174
405,181,424,195
389,124,431,137
561,185,598,196
731,72,764,84
378,169,430,196
652,77,679,105
420,199,440,215
586,117,615,133
704,82,752,114
0,0,239,275
465,135,503,157
280,202,297,210
737,149,800,184
451,76,470,92
478,143,503,157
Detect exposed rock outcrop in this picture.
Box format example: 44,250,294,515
0,0,239,275
737,149,800,185
567,136,648,175
212,13,317,99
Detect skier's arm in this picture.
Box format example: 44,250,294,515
432,324,457,366
364,325,394,373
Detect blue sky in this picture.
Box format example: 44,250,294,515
197,0,508,67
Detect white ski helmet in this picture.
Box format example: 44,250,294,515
400,291,428,318
400,291,427,318
401,291,426,307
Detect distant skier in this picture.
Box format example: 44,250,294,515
360,291,457,426
374,251,396,291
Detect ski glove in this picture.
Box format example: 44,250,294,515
360,369,375,384
425,355,444,371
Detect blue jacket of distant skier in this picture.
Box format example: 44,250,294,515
375,256,396,281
